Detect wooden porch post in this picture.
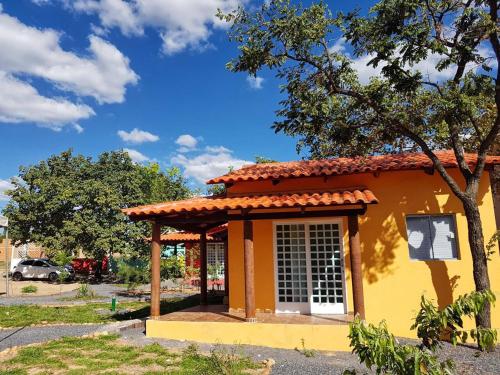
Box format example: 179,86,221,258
243,220,256,322
223,239,229,297
348,214,366,319
151,221,162,319
200,231,208,305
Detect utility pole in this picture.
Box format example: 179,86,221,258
0,216,9,297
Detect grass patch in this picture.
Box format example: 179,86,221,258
0,296,199,327
20,285,38,294
0,335,260,374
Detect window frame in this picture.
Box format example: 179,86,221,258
405,214,460,261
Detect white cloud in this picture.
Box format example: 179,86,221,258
205,145,231,153
32,0,52,5
171,145,250,183
0,72,95,130
0,8,138,129
246,75,264,89
123,148,150,163
175,134,198,151
0,179,13,201
73,124,85,133
73,0,143,36
118,128,159,144
64,0,245,55
0,11,138,103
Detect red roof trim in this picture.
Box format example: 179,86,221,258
123,189,378,218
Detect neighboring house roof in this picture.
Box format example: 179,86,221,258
160,224,228,243
124,189,378,218
160,232,215,243
207,151,500,184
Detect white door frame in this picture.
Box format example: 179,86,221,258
272,218,348,315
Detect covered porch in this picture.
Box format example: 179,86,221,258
123,189,378,351
147,304,354,351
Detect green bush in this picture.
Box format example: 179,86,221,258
345,318,454,375
21,285,38,294
76,283,95,299
116,258,150,290
411,290,497,351
345,290,497,374
181,344,257,375
51,251,73,266
160,255,185,281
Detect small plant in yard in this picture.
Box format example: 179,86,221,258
344,318,454,375
181,343,259,375
344,290,497,374
116,258,150,291
412,290,497,351
295,338,316,358
21,285,37,294
75,283,95,299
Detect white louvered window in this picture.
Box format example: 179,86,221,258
406,215,458,260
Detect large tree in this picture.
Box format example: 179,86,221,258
219,0,499,329
3,150,191,260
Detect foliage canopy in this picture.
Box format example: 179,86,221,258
3,150,192,259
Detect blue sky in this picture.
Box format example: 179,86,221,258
10,0,487,208
0,0,377,205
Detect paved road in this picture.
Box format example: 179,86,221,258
0,324,103,351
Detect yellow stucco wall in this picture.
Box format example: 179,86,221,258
227,168,500,338
147,319,351,351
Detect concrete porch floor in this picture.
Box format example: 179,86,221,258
147,304,353,351
157,304,354,325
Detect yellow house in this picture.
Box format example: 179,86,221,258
124,151,500,351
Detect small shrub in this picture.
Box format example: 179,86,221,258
57,270,70,284
51,251,73,267
116,258,150,290
412,290,497,351
76,284,95,299
21,285,38,294
345,317,454,375
181,343,257,374
295,338,316,358
161,255,185,281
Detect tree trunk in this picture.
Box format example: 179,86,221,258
462,196,492,329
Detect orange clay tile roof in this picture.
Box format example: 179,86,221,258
207,151,500,184
123,189,378,218
160,232,214,242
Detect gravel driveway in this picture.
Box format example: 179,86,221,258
0,324,103,351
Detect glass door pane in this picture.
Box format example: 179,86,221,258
309,223,345,314
275,224,309,312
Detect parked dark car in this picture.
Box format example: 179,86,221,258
12,259,75,282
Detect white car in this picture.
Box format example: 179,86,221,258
12,259,75,282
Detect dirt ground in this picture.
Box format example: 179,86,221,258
0,273,80,296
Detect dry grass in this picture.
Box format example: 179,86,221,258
0,334,261,375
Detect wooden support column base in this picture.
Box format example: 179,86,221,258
245,317,257,323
